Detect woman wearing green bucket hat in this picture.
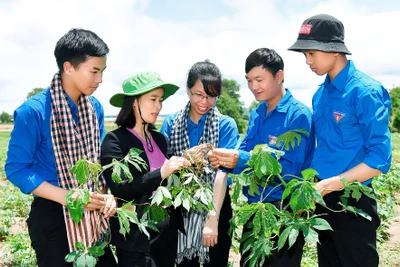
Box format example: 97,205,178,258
101,72,190,267
160,61,240,266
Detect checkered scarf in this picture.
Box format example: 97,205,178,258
50,73,108,252
169,101,221,264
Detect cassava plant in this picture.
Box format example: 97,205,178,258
64,146,215,266
229,129,375,267
149,144,215,214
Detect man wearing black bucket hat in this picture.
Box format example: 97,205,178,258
289,14,392,267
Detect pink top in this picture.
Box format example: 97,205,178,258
126,128,167,171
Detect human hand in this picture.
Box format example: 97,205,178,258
314,176,344,197
208,148,239,169
83,192,106,211
184,144,214,164
160,156,191,179
101,194,117,218
202,211,219,247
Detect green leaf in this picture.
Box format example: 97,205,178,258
288,227,299,249
301,168,319,182
290,182,317,213
278,226,292,251
69,158,90,185
248,181,260,196
302,224,319,243
338,202,372,221
76,254,97,267
66,190,87,225
120,163,133,182
182,198,190,212
151,188,164,206
87,161,102,178
276,129,309,151
82,190,90,205
232,181,242,204
75,241,86,251
174,191,183,208
309,218,332,231
146,205,168,222
160,186,172,200
253,211,261,238
111,160,123,184
65,250,80,262
88,245,105,257
282,179,300,200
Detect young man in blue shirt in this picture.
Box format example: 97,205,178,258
5,29,117,267
209,48,315,266
288,14,392,267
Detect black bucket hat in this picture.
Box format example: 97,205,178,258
288,14,351,55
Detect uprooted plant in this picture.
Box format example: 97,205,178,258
64,145,215,267
229,129,375,267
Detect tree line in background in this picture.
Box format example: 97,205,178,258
4,85,400,134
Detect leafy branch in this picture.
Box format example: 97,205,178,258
229,129,375,267
65,144,215,266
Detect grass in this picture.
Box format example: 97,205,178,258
0,132,10,178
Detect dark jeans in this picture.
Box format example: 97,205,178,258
315,186,381,267
27,197,117,267
177,189,233,267
240,200,305,267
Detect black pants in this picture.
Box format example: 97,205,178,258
240,201,304,267
315,187,381,267
27,198,117,267
177,189,233,267
150,210,179,267
116,210,178,267
116,249,157,267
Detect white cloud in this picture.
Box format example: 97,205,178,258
0,0,399,116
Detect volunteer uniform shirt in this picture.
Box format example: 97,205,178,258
311,60,392,183
5,88,106,194
232,89,315,203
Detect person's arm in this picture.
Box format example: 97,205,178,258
203,116,238,247
5,104,48,194
316,87,391,196
203,170,227,247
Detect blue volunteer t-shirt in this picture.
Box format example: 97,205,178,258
311,60,392,183
232,89,315,203
5,88,106,194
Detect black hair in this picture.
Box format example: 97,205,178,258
54,28,109,74
186,60,222,97
245,48,284,82
115,95,155,130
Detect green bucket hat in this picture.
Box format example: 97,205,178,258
110,72,179,107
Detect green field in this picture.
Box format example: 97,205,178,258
0,132,10,178
1,131,400,266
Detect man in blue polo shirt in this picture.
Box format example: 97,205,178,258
209,48,315,267
288,14,392,267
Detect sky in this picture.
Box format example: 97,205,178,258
1,0,399,116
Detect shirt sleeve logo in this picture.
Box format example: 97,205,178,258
269,135,278,145
333,111,346,122
299,24,312,34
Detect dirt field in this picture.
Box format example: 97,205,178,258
0,124,13,132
